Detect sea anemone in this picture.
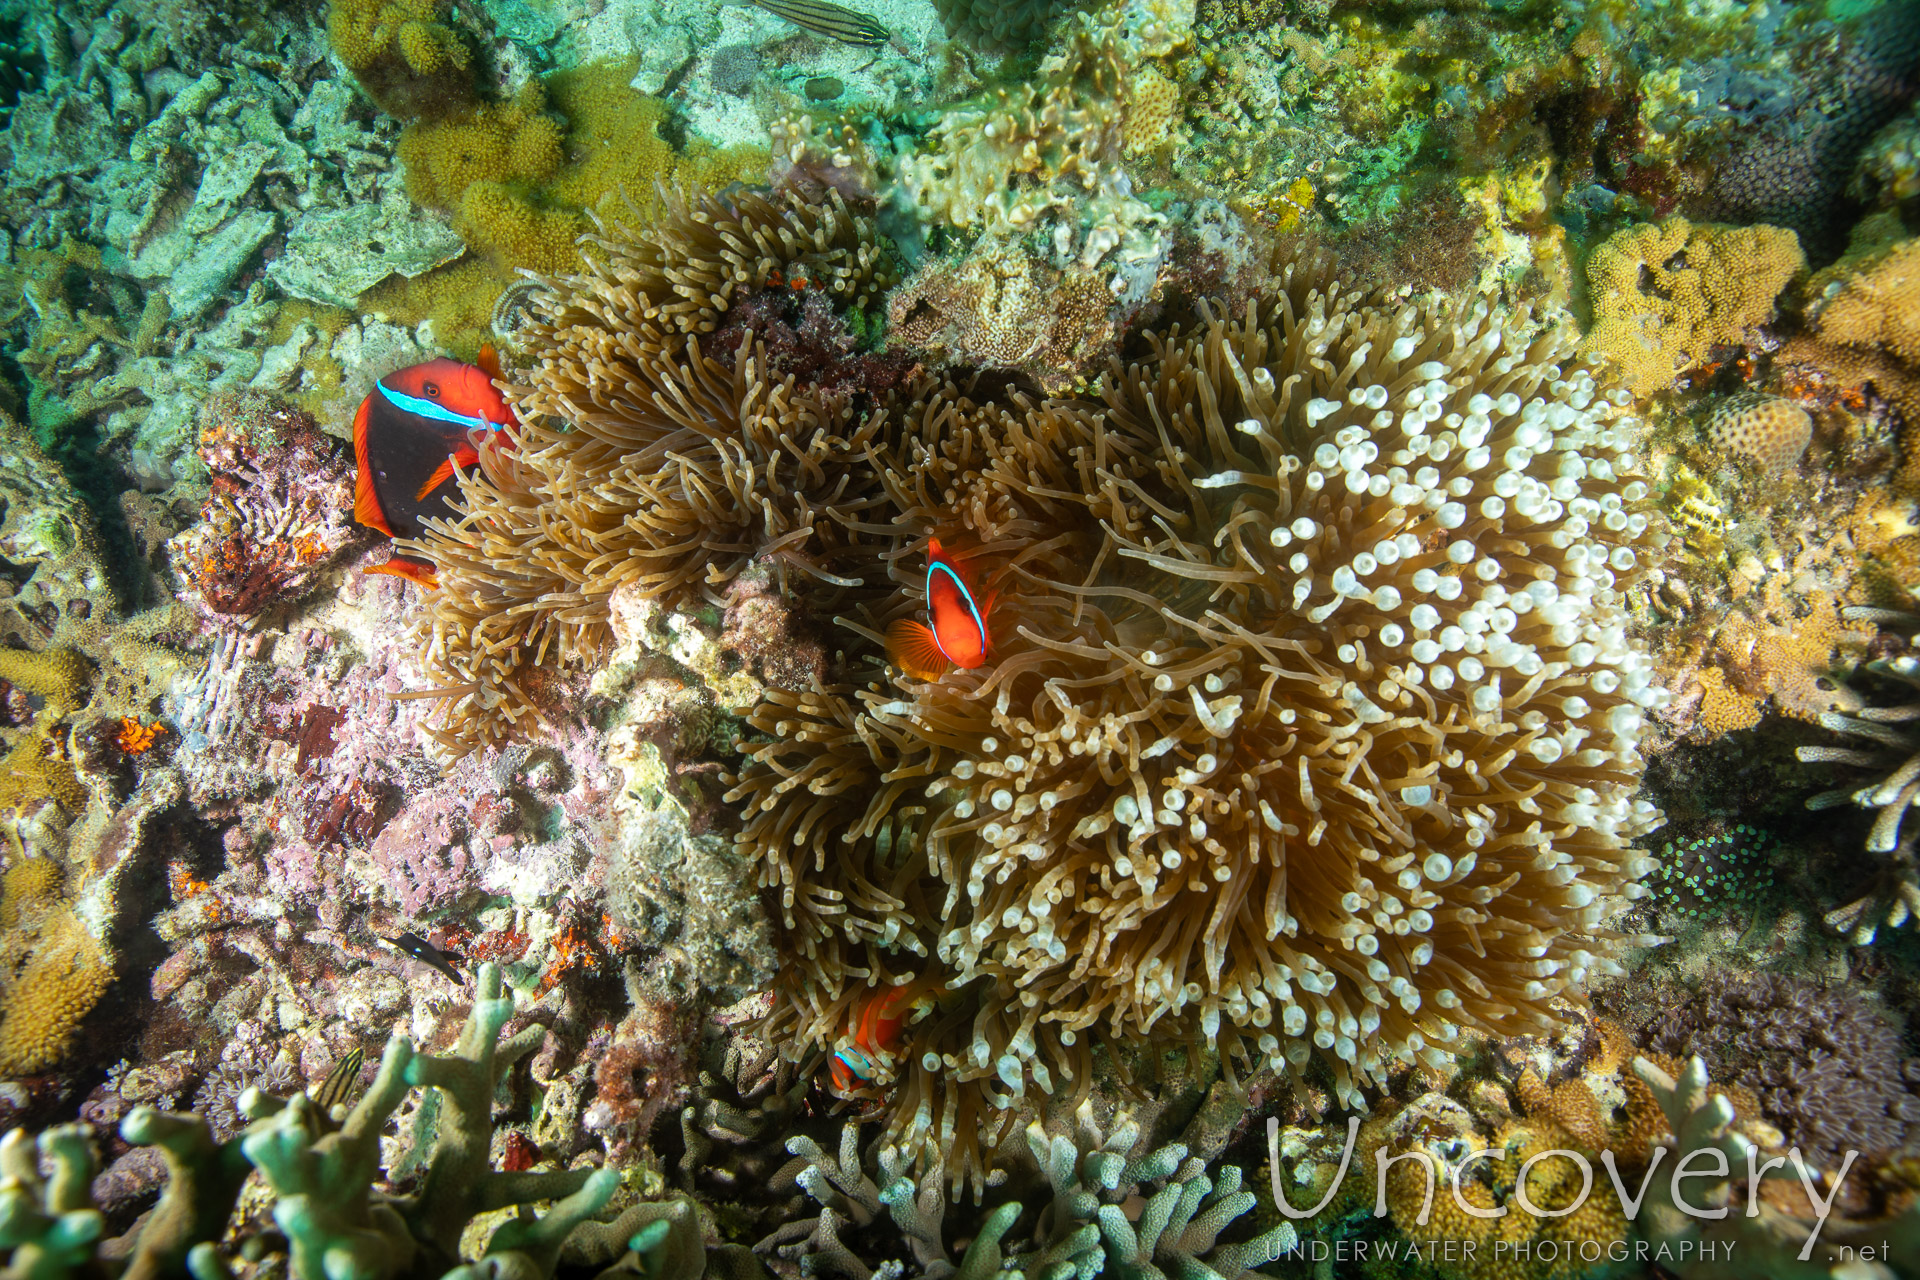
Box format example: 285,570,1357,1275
729,257,1665,1187
410,190,1665,1190
402,186,899,755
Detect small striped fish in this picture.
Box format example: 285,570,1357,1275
751,0,896,49
308,1046,365,1117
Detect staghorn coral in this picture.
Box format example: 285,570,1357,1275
761,1103,1288,1280
0,963,684,1280
1583,217,1804,398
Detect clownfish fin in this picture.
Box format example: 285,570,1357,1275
352,396,396,537
414,447,481,503
362,554,439,590
476,343,503,382
886,619,949,680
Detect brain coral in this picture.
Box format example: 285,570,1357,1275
410,189,1664,1188
1704,392,1813,477
1584,217,1804,398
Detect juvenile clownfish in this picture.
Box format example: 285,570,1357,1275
884,538,995,680
828,984,918,1093
352,347,518,589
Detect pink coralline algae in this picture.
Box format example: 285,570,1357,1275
168,391,365,619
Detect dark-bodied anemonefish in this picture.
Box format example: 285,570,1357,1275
352,346,518,589
884,538,995,679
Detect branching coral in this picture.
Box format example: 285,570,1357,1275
1795,616,1920,940
0,964,640,1280
761,1104,1289,1280
1627,1054,1920,1280
1582,217,1804,398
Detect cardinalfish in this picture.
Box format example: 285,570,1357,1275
352,346,518,589
828,983,924,1093
748,0,909,54
307,1046,365,1119
885,538,996,680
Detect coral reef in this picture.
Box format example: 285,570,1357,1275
167,391,364,620
406,185,896,754
411,181,1666,1189
1583,217,1804,399
764,1100,1289,1280
10,1,1920,1277
1630,971,1920,1170
0,964,685,1280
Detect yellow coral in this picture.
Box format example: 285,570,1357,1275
1705,392,1813,476
1706,591,1869,729
395,60,767,290
395,18,464,75
1584,217,1804,397
0,648,93,712
1122,66,1181,155
0,729,87,818
0,858,62,929
1812,233,1920,365
0,908,111,1074
454,183,583,278
327,0,475,120
1695,666,1763,736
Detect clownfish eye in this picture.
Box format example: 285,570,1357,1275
423,381,441,397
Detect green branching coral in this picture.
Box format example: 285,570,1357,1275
762,1104,1290,1280
0,964,636,1280
241,964,597,1280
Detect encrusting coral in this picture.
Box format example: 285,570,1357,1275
1582,216,1804,398
408,183,1665,1192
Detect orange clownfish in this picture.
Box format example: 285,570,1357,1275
352,346,518,589
828,984,919,1093
884,538,995,680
